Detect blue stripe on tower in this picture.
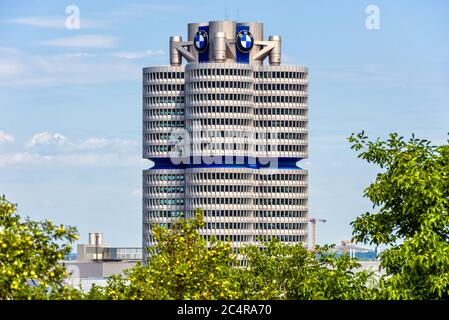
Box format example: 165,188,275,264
236,25,250,64
198,25,209,63
149,158,303,170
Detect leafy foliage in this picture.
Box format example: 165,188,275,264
0,195,81,299
237,240,374,300
88,209,240,299
348,132,449,299
89,209,374,300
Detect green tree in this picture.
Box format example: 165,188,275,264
237,240,373,300
89,209,240,299
0,195,81,299
91,209,374,300
348,132,449,299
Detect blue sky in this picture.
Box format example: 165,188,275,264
0,0,448,248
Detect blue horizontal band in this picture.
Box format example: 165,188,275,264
146,157,305,170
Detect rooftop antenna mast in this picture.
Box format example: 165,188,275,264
225,8,228,21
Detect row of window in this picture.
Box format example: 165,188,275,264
188,184,251,193
144,211,181,219
146,145,173,153
188,197,251,206
145,81,306,92
144,106,307,118
200,210,308,218
254,96,307,104
255,198,307,206
255,186,307,193
258,235,306,242
146,144,258,154
256,174,307,182
254,223,306,230
146,71,184,81
254,83,307,91
188,105,252,115
255,145,307,153
188,80,252,90
145,97,307,107
144,210,308,219
188,172,251,181
146,96,184,105
144,172,307,183
255,107,307,116
145,121,184,129
146,234,307,245
256,211,307,218
203,235,306,243
254,71,307,80
145,186,307,196
256,120,307,128
206,222,250,230
145,70,306,81
188,93,253,103
147,198,184,206
144,210,307,221
145,120,306,130
146,186,185,194
145,133,177,142
257,132,307,140
145,84,184,93
189,68,252,78
145,174,184,182
200,210,251,217
144,108,184,117
188,118,252,127
192,143,306,154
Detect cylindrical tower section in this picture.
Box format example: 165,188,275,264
185,63,255,160
236,22,264,65
184,167,256,247
254,168,308,245
268,35,281,66
253,65,308,160
213,32,226,62
188,22,209,61
169,36,182,66
88,233,96,245
208,20,236,63
143,66,185,160
142,168,185,257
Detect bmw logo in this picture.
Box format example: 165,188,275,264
236,30,254,53
194,30,208,53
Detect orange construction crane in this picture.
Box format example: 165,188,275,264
309,217,327,251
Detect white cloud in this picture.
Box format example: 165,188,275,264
112,49,164,59
26,132,69,148
0,132,139,168
4,16,106,29
79,138,137,150
0,131,15,144
0,152,140,168
25,133,137,151
0,47,145,86
0,152,42,167
41,35,118,48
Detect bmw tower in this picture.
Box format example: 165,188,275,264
143,21,308,257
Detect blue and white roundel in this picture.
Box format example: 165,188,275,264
236,30,254,53
194,30,208,52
